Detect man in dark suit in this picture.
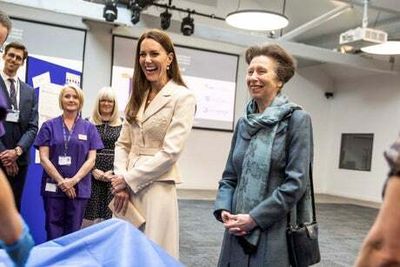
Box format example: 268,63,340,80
0,41,38,211
0,12,34,266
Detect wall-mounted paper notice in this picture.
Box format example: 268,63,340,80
65,72,81,87
38,83,63,118
32,72,51,89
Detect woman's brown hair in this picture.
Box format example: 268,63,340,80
245,44,296,88
125,29,186,123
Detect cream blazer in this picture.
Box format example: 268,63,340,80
114,80,196,193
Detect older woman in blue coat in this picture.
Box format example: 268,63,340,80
214,44,314,266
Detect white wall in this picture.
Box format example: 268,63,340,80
285,66,335,193
324,73,400,202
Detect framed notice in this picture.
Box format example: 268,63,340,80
339,133,374,171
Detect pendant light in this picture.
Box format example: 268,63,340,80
361,41,400,55
225,0,289,31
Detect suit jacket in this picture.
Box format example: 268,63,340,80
114,80,196,193
0,76,38,165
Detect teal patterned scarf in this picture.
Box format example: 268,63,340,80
235,93,300,251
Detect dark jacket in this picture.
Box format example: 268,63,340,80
0,76,38,166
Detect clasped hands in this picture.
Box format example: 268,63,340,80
58,177,78,199
221,210,257,236
0,149,19,176
111,174,129,215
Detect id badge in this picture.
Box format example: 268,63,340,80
78,134,87,141
45,183,57,192
58,156,72,166
5,110,19,122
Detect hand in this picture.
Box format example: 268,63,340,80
0,149,18,166
223,213,257,236
92,168,105,181
221,210,233,223
111,175,128,194
64,187,76,199
3,218,34,267
58,178,78,192
102,170,114,182
4,162,19,177
113,189,129,215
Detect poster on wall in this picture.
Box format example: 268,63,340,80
112,35,238,131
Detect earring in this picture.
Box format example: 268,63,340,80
166,65,170,70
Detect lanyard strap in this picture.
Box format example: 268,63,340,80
62,116,78,156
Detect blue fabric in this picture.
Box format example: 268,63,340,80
235,94,300,248
0,218,183,267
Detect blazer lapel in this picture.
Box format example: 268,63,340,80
17,78,26,111
142,81,174,122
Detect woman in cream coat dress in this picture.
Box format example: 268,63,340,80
111,29,196,259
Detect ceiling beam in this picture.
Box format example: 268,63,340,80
333,0,400,15
280,4,352,41
2,0,397,74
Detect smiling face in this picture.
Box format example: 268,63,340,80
61,87,80,113
139,38,173,91
2,47,24,77
99,98,114,117
246,55,283,105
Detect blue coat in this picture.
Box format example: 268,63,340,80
214,110,314,267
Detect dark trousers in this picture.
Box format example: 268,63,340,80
43,196,88,241
4,164,28,212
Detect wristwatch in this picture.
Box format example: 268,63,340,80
15,146,23,157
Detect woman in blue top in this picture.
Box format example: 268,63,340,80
34,84,103,240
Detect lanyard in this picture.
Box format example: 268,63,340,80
62,116,78,156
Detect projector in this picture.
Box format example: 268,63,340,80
339,27,387,49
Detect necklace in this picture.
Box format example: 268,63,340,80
146,89,158,105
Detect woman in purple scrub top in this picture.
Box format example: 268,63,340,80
34,84,103,240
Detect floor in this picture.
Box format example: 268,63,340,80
177,190,379,267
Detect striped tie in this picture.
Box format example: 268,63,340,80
8,78,17,109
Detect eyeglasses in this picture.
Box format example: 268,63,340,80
5,52,23,62
100,99,114,103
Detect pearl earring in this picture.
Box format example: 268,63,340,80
166,65,170,70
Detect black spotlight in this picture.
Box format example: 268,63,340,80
160,9,172,30
136,0,154,9
130,3,141,24
181,13,194,36
103,0,118,22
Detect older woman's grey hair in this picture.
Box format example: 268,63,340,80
245,44,296,87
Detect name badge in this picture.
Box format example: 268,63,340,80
58,156,72,166
5,110,19,122
45,183,57,192
78,134,87,141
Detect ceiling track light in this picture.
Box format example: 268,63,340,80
121,1,225,34
103,0,118,22
181,13,194,36
160,9,172,30
130,2,141,24
136,0,154,9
